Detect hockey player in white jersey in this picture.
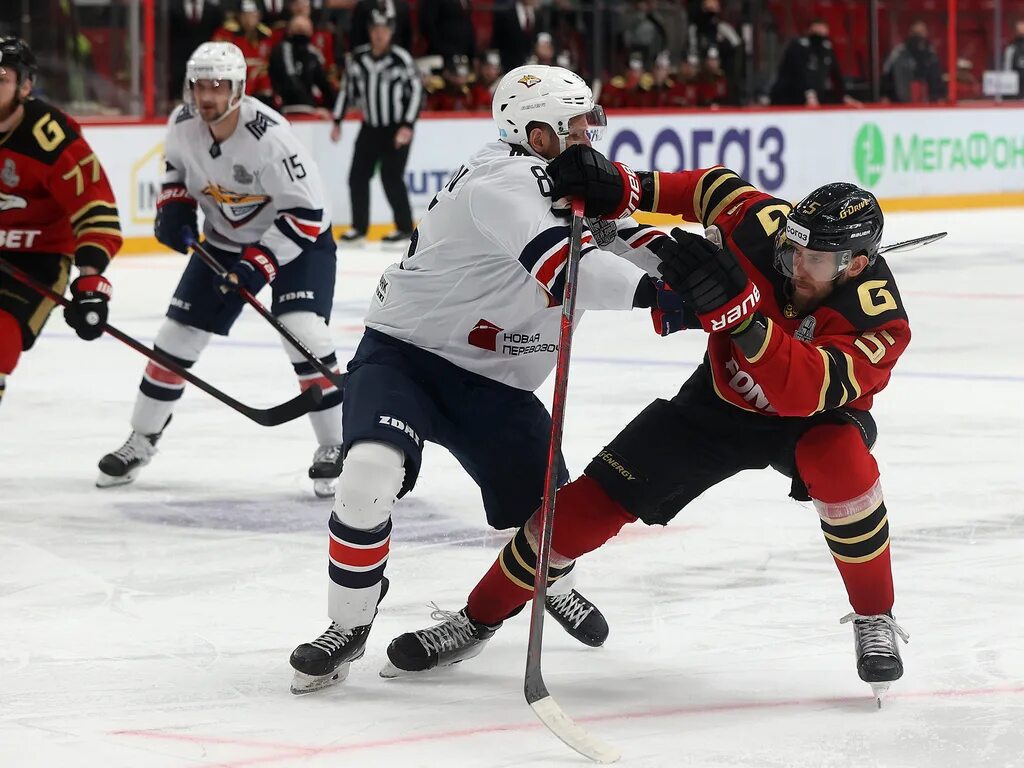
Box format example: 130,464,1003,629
96,42,345,497
289,64,695,692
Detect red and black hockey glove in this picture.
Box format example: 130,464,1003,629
63,274,112,341
217,244,278,298
154,183,198,254
547,145,641,219
656,228,761,333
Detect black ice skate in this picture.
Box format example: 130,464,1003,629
545,589,609,647
96,416,171,488
308,444,343,498
289,577,389,694
379,606,501,678
840,611,910,707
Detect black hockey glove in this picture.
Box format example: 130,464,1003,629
632,276,698,337
547,145,640,219
154,183,198,254
657,228,761,333
63,274,111,341
216,244,279,299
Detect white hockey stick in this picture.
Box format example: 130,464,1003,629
523,198,621,765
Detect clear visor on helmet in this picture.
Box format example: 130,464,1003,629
581,105,607,142
774,230,852,282
184,77,243,121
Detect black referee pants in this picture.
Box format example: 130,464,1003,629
349,124,413,234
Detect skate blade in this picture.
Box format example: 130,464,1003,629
290,662,352,695
870,682,891,708
95,469,138,488
312,478,337,499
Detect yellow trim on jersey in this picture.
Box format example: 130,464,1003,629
74,215,121,233
831,539,890,564
815,347,831,414
842,352,862,401
745,317,774,364
651,171,661,212
697,172,734,221
76,226,122,238
705,184,758,227
71,199,115,224
26,257,70,335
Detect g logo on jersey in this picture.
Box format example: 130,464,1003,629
0,191,27,211
201,183,270,227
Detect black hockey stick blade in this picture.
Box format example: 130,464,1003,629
879,231,947,255
0,257,321,427
183,231,348,390
523,199,621,765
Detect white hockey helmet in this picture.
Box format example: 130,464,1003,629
183,42,247,123
492,64,606,154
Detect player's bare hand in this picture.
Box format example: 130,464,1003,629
395,126,413,148
330,123,342,143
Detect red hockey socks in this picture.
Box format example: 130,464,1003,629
796,423,894,616
467,474,636,626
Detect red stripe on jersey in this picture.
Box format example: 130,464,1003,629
329,536,390,569
630,231,663,249
534,234,593,291
145,362,184,386
285,215,321,240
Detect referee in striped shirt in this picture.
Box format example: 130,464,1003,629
331,7,423,244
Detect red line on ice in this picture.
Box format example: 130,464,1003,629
112,682,1024,766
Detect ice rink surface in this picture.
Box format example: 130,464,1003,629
1,208,1022,768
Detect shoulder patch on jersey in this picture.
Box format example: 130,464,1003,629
1,158,20,187
826,258,908,331
245,111,279,140
508,145,531,157
175,106,195,123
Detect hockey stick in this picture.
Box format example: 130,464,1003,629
182,232,348,390
879,231,947,255
0,257,321,427
523,200,621,765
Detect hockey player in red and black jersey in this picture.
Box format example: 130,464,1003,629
0,38,122,411
382,145,913,704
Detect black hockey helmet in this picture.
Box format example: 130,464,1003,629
774,182,884,281
368,5,396,31
0,37,38,84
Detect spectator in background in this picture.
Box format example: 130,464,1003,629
601,53,645,109
620,0,688,70
637,50,696,108
689,0,739,93
168,0,225,101
420,0,476,65
274,0,339,88
882,20,944,103
258,0,293,27
427,55,477,110
492,0,541,71
769,19,859,107
1003,19,1024,98
350,0,412,52
696,46,728,106
529,32,556,66
270,13,336,110
470,50,503,108
213,0,274,103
